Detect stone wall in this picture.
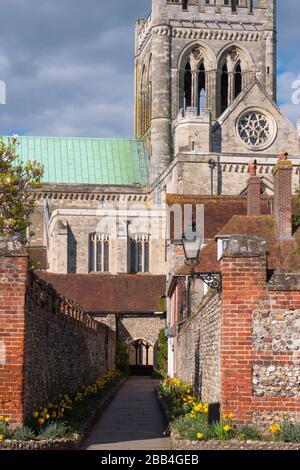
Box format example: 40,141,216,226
220,236,300,425
24,272,116,418
0,239,116,426
176,291,221,403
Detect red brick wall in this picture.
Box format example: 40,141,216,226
0,246,28,426
0,240,116,427
221,239,300,424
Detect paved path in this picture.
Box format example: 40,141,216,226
83,376,171,450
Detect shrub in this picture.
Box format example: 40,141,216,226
13,427,35,441
0,137,43,236
157,329,168,373
276,422,300,443
37,422,69,440
116,341,129,372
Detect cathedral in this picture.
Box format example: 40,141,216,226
15,0,300,370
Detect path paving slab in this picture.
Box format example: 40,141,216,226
83,376,170,450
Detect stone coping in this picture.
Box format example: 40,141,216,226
0,376,127,451
0,237,27,257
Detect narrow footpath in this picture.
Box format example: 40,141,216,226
83,376,171,450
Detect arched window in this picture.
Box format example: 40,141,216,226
184,62,192,109
221,63,228,115
234,62,242,99
89,234,109,273
198,62,206,111
130,235,150,273
182,0,188,11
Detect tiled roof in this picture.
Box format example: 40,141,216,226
167,194,272,239
174,215,300,276
36,273,166,314
5,136,149,186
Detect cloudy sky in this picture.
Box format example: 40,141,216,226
0,0,299,138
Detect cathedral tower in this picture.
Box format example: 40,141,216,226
134,0,277,183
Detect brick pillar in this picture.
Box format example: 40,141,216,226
247,160,261,216
273,153,292,240
0,238,28,426
220,235,267,423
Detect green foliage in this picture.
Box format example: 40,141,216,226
276,422,300,443
116,340,129,372
152,368,166,379
157,328,168,373
13,427,35,441
0,420,12,439
238,425,262,441
171,414,208,441
0,136,43,236
209,420,236,441
36,422,69,440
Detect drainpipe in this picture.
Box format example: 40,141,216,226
185,275,190,318
209,159,216,196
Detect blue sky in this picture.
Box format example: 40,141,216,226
0,0,299,138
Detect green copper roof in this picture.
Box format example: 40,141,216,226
7,136,149,186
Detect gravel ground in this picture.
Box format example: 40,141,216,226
171,436,300,451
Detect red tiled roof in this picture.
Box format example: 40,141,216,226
166,194,272,239
174,215,300,276
36,273,166,314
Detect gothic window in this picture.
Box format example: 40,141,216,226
198,62,206,111
184,62,192,109
130,235,150,273
89,233,109,273
221,63,228,114
237,110,276,150
234,62,242,99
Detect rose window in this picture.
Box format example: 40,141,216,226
237,111,274,149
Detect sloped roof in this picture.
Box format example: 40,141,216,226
36,273,166,314
167,194,272,239
174,215,300,276
4,136,149,186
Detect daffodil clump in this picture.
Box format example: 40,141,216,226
30,370,120,431
160,377,208,419
0,416,11,441
0,370,122,443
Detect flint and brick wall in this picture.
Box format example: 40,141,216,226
0,241,116,426
221,236,300,425
176,291,221,403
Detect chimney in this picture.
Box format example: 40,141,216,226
273,152,293,240
247,160,261,216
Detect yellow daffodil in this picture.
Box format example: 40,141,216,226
222,414,228,420
228,412,235,419
197,433,204,440
223,425,232,432
0,434,4,441
33,411,39,418
0,416,3,421
4,417,11,424
38,418,45,425
270,423,280,434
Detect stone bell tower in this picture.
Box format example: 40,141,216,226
134,0,277,183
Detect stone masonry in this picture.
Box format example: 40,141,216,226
176,290,221,403
0,239,116,426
